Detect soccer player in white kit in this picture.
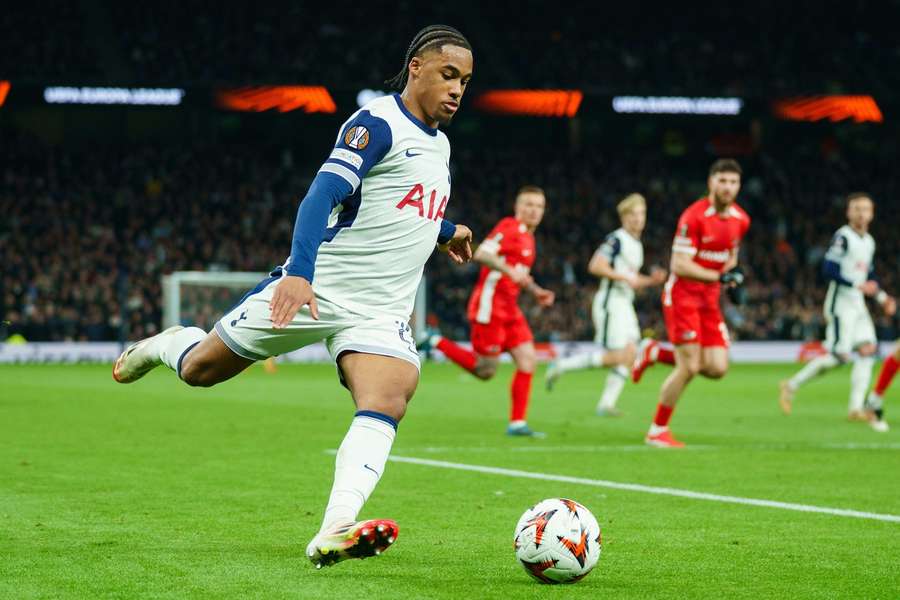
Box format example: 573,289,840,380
780,193,896,418
111,25,475,568
545,194,666,415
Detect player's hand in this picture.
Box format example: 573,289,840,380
859,280,879,296
439,224,473,264
533,286,555,307
720,267,745,288
884,296,897,316
650,266,668,285
269,275,319,328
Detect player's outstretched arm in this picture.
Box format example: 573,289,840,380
271,172,352,327
438,222,473,264
473,243,533,287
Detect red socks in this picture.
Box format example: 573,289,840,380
652,403,675,427
436,338,478,373
874,355,899,396
657,347,676,365
510,370,533,422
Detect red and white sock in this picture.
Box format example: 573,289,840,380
874,355,899,396
648,403,675,435
436,338,478,373
657,346,676,365
510,370,533,423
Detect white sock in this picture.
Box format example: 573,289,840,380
155,327,206,374
788,353,841,390
867,391,883,411
322,412,397,531
557,351,605,372
849,356,875,413
648,423,668,436
598,366,628,410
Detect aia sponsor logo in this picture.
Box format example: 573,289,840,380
396,184,448,221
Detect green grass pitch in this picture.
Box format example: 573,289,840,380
2,361,899,599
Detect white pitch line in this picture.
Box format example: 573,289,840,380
388,455,900,524
392,442,900,454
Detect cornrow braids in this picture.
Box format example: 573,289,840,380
385,24,472,91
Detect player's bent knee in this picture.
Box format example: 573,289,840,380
474,364,497,380
703,365,728,379
473,357,498,380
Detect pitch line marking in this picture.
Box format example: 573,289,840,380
387,455,900,524
392,442,900,454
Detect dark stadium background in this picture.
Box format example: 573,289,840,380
2,0,899,345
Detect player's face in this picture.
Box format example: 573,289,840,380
622,206,646,235
515,192,546,228
708,171,741,206
847,197,874,229
409,45,473,125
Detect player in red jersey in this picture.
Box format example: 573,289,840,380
421,185,555,436
866,342,900,432
632,159,750,448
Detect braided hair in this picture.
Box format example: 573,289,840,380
385,25,472,91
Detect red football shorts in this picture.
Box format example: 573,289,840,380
663,289,730,348
470,311,534,356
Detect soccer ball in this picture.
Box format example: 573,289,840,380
513,498,601,584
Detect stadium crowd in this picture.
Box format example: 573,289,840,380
2,1,898,96
3,131,897,344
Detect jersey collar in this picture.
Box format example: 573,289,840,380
393,93,438,137
703,197,741,218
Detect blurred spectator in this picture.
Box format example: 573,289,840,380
2,132,896,343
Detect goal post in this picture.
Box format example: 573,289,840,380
162,271,428,339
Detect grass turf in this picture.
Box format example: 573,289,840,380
1,361,899,599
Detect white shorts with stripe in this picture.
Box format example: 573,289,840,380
592,293,640,350
215,274,420,369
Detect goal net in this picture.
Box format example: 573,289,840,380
161,271,427,340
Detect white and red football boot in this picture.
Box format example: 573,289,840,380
644,428,685,449
306,519,399,569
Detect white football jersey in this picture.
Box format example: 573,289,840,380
282,94,452,319
823,224,875,311
593,227,644,305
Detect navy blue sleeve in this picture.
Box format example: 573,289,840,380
824,233,848,262
284,111,393,281
868,264,878,283
437,219,456,244
318,110,392,193
822,259,853,287
284,172,353,281
598,234,621,263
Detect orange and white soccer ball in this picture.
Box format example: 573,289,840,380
513,498,602,584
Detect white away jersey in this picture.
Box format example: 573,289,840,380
593,227,644,305
823,224,875,310
284,94,452,319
